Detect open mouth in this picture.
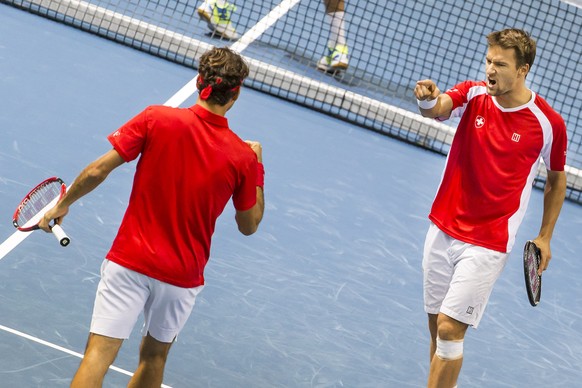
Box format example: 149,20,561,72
488,78,497,87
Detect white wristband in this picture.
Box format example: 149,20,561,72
417,98,438,109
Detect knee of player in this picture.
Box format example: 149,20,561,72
436,315,467,341
435,337,464,361
139,350,170,366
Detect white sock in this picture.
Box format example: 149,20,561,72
326,11,347,48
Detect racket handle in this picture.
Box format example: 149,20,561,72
51,224,71,247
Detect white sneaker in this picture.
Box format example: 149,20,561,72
317,44,349,73
197,0,239,40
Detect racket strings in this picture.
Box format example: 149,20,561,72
16,182,62,225
525,245,541,294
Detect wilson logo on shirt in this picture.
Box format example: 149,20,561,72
511,133,521,142
475,116,485,128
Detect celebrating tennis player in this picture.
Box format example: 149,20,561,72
414,29,567,387
39,47,265,387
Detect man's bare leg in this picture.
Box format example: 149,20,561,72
323,0,344,13
427,313,468,388
70,333,123,388
127,333,173,388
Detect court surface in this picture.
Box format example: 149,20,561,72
1,4,581,388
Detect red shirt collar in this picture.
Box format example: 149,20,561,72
190,104,229,128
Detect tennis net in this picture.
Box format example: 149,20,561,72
4,0,582,203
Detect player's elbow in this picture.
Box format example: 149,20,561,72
236,215,260,235
86,150,124,182
238,223,258,236
86,166,108,181
235,207,263,236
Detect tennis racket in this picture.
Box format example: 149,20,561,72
12,177,71,247
523,240,541,306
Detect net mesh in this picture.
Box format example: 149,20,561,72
3,0,582,203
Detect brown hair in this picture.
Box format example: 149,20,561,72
197,47,250,106
486,29,536,71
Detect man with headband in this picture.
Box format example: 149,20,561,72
41,46,265,386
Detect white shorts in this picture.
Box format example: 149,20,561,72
422,223,509,328
90,260,204,343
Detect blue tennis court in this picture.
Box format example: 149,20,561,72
1,4,581,387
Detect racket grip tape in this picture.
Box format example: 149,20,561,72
51,224,71,247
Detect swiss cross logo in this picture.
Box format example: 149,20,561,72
475,116,485,128
512,133,521,142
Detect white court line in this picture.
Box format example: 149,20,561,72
0,230,33,261
0,324,173,388
561,0,582,9
0,192,62,261
0,0,300,383
164,0,301,108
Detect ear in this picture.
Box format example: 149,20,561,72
224,89,241,112
519,63,530,78
231,88,241,102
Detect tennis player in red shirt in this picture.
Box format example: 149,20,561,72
40,47,265,387
414,29,567,387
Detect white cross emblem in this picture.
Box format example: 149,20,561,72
475,116,485,128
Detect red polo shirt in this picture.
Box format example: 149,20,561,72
106,104,258,287
429,81,567,253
